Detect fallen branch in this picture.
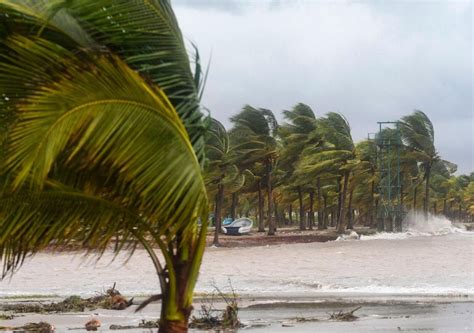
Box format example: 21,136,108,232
135,294,162,312
329,306,362,321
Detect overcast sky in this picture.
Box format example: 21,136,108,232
173,0,473,174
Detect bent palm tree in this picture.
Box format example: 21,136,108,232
296,113,356,234
400,110,454,218
0,1,208,332
205,118,245,245
230,106,279,235
279,103,318,230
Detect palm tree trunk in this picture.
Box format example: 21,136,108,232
370,180,375,226
336,178,342,227
323,195,328,229
317,177,323,230
308,191,314,230
413,186,418,211
337,171,350,234
231,192,238,220
258,180,265,232
213,182,224,246
159,220,208,333
424,167,431,219
347,189,354,229
274,199,279,229
376,198,383,231
267,167,275,236
159,265,190,333
400,179,404,208
289,204,293,224
298,186,306,230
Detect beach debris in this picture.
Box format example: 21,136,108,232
336,230,360,241
294,316,320,322
18,322,55,332
109,320,159,330
85,318,101,331
0,283,133,314
109,324,137,330
189,280,242,330
87,283,134,310
0,313,15,320
329,306,362,321
138,320,160,328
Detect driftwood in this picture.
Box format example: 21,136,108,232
329,306,362,321
0,321,55,333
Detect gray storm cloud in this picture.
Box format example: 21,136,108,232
173,0,473,174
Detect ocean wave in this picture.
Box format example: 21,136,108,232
360,212,472,241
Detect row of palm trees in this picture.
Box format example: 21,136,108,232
206,105,473,243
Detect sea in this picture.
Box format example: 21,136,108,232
0,213,473,299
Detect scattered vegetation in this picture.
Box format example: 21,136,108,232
189,282,242,330
109,320,160,330
0,284,132,314
0,313,14,320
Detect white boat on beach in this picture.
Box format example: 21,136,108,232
221,217,253,235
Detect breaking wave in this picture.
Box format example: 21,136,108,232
360,211,471,240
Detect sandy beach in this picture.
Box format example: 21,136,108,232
0,296,473,332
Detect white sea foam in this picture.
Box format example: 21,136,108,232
1,226,473,298
360,211,471,241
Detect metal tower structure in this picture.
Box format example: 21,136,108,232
375,121,404,232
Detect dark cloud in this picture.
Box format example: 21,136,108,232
174,0,473,174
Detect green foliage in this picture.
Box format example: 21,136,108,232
0,0,210,327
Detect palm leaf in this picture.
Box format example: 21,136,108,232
1,36,207,251
0,185,145,277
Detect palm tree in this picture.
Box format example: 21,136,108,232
400,110,454,218
354,140,378,227
230,106,279,235
205,119,244,246
0,1,208,332
297,113,356,234
278,103,318,230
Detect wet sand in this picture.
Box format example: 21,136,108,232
1,297,473,332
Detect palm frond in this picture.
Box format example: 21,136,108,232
0,185,144,277
1,36,207,239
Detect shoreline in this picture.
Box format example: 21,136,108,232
1,295,473,332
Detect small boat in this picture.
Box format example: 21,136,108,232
222,217,233,226
221,217,253,235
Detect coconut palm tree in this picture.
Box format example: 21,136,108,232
230,106,279,235
205,118,245,246
0,1,208,332
400,110,455,218
278,103,318,230
297,113,356,234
